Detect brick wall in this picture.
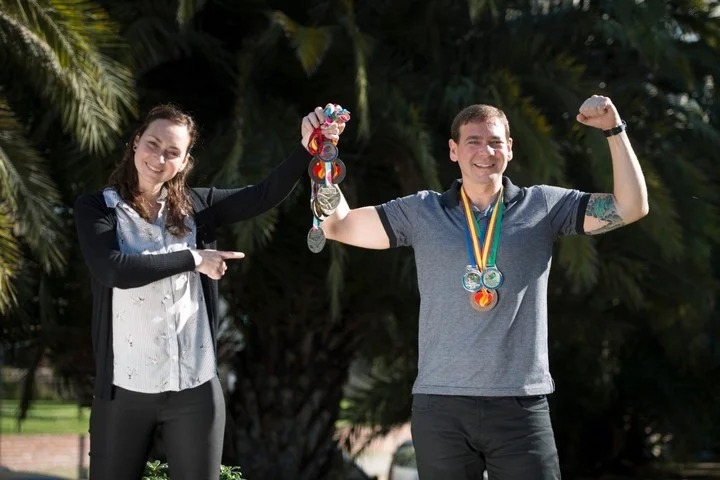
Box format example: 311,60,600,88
0,433,88,474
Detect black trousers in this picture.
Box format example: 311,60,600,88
89,376,225,480
411,394,561,480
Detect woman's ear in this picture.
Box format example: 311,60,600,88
178,154,191,172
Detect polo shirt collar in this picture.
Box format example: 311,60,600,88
440,176,522,208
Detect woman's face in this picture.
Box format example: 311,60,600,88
133,119,191,194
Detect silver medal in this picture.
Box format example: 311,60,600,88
461,266,483,292
481,267,504,289
316,185,341,215
307,227,326,253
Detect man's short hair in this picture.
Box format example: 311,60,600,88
451,105,510,142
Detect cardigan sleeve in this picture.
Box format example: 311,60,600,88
195,147,313,227
74,192,197,289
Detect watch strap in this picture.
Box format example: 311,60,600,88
603,120,627,137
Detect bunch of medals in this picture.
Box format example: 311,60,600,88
306,104,351,253
459,186,505,312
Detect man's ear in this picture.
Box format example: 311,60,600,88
449,139,459,163
507,137,513,161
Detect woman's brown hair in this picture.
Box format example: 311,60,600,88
108,104,199,237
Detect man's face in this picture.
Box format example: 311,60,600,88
449,119,513,188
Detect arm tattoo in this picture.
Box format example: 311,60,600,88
585,194,625,235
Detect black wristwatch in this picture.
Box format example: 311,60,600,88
603,120,627,137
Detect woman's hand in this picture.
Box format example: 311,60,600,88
301,106,346,151
192,249,245,280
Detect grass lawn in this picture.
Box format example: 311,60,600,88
0,398,90,435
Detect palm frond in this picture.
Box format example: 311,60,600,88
371,88,441,192
0,0,137,154
0,206,20,314
327,241,346,321
555,235,599,293
270,11,332,76
176,0,208,27
337,0,371,140
122,6,227,73
487,70,566,186
0,102,66,273
602,2,695,91
466,0,500,23
636,166,684,262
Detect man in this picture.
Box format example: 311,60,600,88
320,95,648,479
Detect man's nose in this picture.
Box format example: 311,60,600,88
478,144,494,156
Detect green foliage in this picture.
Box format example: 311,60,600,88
1,400,90,434
0,0,136,315
142,461,244,480
2,0,719,478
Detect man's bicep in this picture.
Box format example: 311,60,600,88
328,206,391,249
583,193,625,235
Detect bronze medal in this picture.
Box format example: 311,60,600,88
308,158,347,184
469,289,498,312
306,227,326,253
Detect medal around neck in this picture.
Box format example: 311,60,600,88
469,289,498,312
307,227,326,253
481,266,504,289
461,266,483,292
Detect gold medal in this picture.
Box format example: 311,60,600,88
469,289,498,312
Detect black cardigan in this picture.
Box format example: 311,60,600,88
75,148,312,399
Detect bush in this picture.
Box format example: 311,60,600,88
142,460,245,479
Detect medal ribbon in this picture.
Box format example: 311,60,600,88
460,186,504,271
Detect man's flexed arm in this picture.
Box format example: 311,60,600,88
576,95,649,235
320,191,391,249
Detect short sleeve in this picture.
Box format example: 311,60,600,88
540,185,591,236
377,192,431,248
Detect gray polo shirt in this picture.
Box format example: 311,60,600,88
377,177,590,397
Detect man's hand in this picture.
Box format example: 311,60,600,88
192,249,245,280
576,95,623,131
301,106,346,151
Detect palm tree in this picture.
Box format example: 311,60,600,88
0,0,136,316
4,0,718,478
0,0,136,421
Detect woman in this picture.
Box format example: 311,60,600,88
74,103,342,480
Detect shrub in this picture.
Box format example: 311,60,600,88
142,460,245,479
